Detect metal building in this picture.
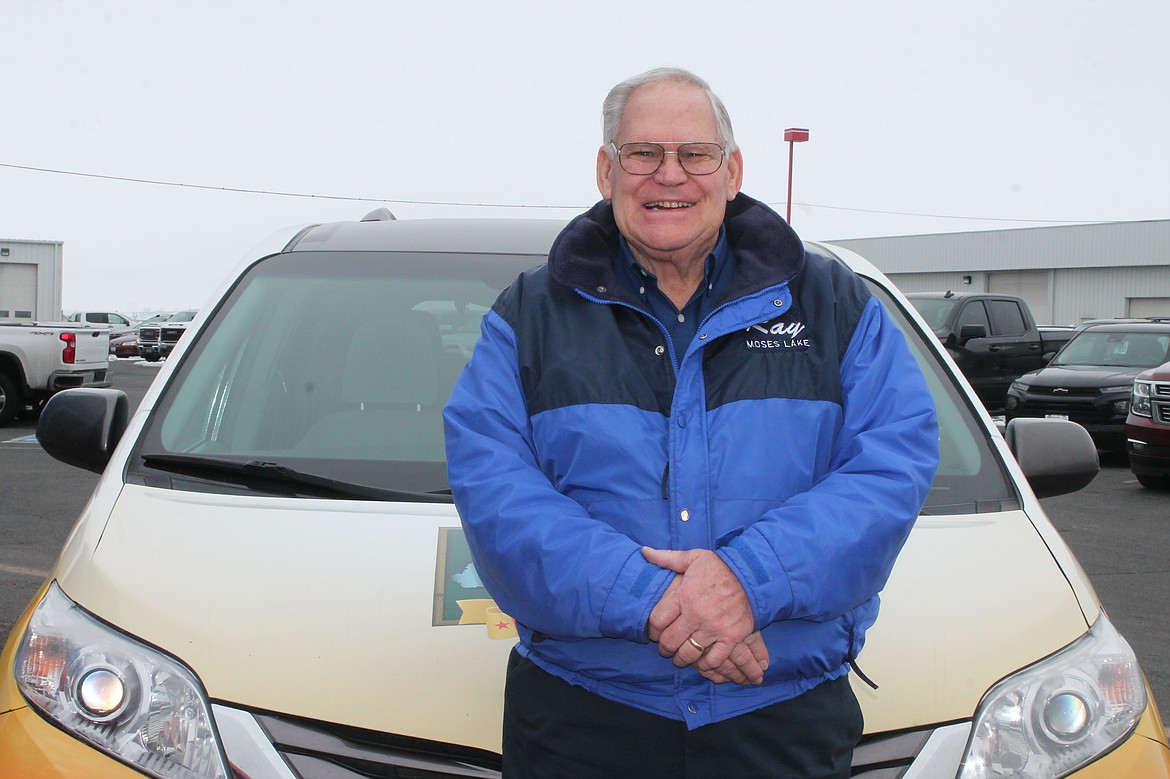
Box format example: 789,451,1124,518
4,221,1168,328
828,219,1170,327
0,238,64,322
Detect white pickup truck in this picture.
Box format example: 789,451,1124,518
0,322,111,426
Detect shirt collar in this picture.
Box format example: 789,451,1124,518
617,226,729,288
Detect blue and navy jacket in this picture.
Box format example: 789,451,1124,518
443,193,939,728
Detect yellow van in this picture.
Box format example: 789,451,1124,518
2,216,1167,777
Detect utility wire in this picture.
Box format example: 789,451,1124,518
0,160,1103,225
788,201,1099,224
0,161,570,209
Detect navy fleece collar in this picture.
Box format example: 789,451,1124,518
548,192,805,305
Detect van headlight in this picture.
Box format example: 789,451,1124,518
14,582,229,779
959,614,1147,779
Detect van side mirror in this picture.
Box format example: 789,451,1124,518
1005,418,1099,498
37,388,130,474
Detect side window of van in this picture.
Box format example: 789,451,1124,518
864,282,1019,515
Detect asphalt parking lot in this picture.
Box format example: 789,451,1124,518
1,357,1167,728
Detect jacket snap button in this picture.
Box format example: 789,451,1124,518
655,345,665,356
774,299,784,307
687,703,698,714
596,286,608,294
698,333,708,340
680,509,690,522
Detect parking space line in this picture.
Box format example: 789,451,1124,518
0,563,49,578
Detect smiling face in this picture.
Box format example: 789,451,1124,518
597,80,743,272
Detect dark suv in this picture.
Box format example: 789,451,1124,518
1005,323,1170,448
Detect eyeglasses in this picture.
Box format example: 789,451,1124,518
611,142,726,176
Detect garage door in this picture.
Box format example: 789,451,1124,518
0,262,37,319
1128,297,1170,319
988,271,1051,325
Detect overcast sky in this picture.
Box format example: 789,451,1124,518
3,0,1168,316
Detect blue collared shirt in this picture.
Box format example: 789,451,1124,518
615,229,736,363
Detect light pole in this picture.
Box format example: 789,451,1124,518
784,128,809,224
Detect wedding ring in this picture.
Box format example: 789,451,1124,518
687,636,707,653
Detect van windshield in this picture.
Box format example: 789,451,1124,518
129,248,1017,513
130,250,539,497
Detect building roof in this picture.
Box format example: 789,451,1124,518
827,219,1170,274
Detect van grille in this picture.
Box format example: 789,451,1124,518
252,711,502,778
224,708,958,778
852,727,950,777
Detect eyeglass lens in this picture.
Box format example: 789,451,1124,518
617,143,724,175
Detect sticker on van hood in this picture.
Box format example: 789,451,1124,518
434,527,518,640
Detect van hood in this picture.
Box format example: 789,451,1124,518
57,484,514,753
55,485,1090,751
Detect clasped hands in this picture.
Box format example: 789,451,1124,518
642,546,769,686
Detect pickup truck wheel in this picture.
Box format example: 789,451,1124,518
0,371,22,427
17,396,46,421
144,355,160,363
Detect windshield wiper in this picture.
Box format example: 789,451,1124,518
139,453,451,503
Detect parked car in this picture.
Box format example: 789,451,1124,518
108,332,139,359
3,217,1168,777
137,310,196,361
136,313,173,328
1074,316,1170,330
1126,360,1170,489
0,321,111,426
159,309,198,358
136,321,164,361
905,292,1072,412
1005,323,1170,448
66,311,138,338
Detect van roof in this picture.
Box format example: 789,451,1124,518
285,218,570,256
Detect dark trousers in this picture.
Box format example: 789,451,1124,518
502,650,863,779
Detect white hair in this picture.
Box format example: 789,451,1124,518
601,67,738,153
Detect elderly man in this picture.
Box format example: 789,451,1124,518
444,67,938,777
